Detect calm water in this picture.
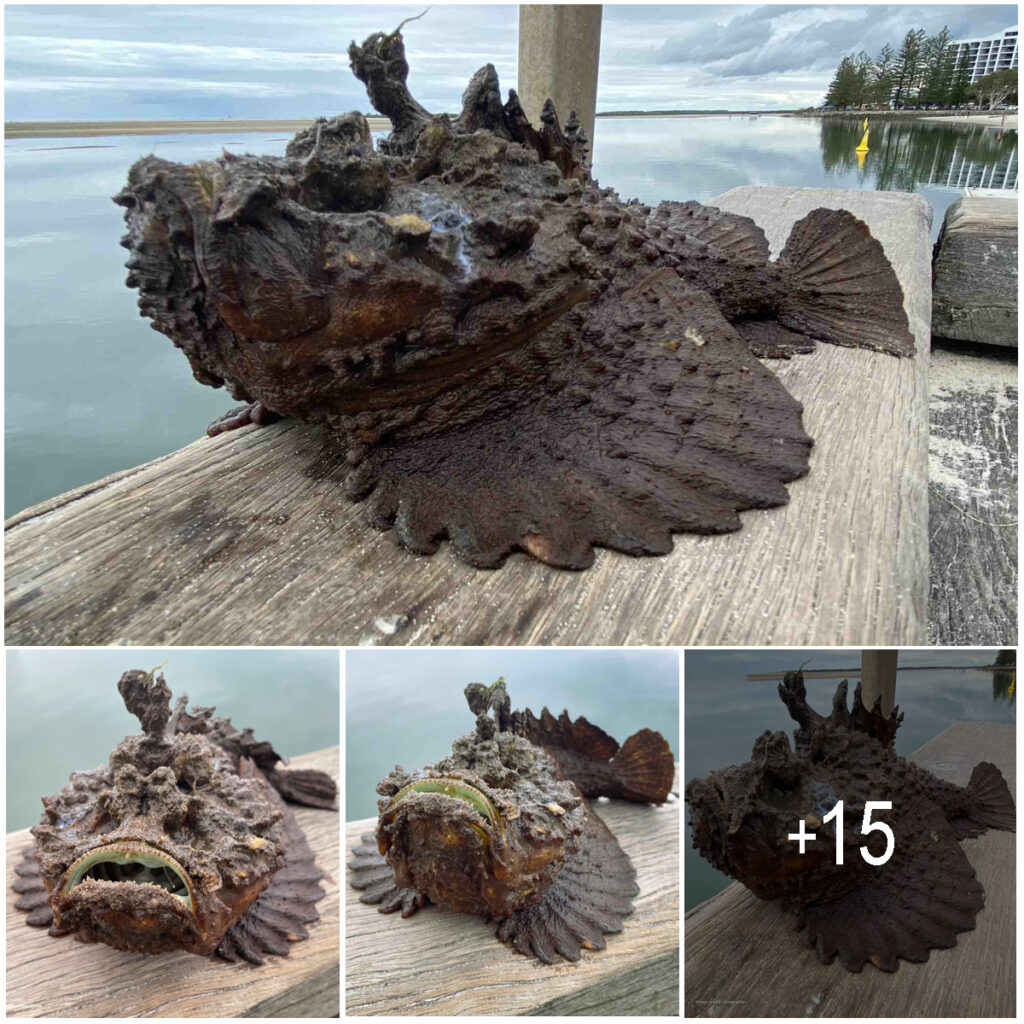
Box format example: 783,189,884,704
684,648,1016,911
6,648,340,830
346,647,680,821
5,116,1017,516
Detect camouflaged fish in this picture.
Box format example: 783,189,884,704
348,679,675,962
114,25,914,571
12,670,337,964
685,672,1015,972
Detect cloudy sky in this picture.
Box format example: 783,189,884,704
4,3,1018,119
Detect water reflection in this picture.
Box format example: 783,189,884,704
684,648,1016,910
820,118,1018,193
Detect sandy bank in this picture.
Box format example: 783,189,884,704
918,113,1017,128
5,117,392,139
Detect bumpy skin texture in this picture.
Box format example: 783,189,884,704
686,672,1015,972
114,28,914,570
12,671,337,964
348,679,672,963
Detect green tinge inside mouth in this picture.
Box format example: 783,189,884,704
388,778,501,830
62,846,193,911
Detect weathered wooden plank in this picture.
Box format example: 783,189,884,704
4,187,930,646
5,747,339,1019
345,771,680,1016
932,197,1017,347
929,343,1018,645
685,723,1015,1017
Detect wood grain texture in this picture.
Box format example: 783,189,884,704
685,723,1015,1018
928,343,1018,645
4,187,930,646
345,770,680,1016
6,747,339,1019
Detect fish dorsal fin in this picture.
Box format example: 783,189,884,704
512,706,620,760
652,201,771,264
850,681,903,748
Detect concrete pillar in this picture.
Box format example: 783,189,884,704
860,650,898,715
518,5,602,158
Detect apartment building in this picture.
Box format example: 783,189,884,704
948,25,1018,82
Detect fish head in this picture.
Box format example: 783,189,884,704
30,672,285,956
376,738,586,918
113,88,600,442
686,726,876,904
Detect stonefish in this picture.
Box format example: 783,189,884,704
114,26,914,570
348,679,675,962
13,669,337,964
686,671,1015,972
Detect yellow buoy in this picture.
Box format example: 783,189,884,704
855,127,869,153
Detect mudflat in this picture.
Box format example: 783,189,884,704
5,117,392,138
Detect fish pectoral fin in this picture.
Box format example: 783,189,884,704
346,266,813,570
348,832,427,919
216,801,328,964
794,794,983,973
494,808,638,964
12,844,58,930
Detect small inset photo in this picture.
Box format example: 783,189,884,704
6,648,340,1018
685,647,1015,1018
346,648,680,1016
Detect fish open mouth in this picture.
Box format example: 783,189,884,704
385,777,502,831
61,842,195,913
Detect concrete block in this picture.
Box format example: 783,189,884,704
932,197,1018,347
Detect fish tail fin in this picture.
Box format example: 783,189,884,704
265,766,338,810
775,207,915,356
962,761,1015,833
609,728,675,804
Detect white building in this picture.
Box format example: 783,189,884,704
948,25,1018,82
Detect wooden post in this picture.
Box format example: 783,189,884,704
861,649,898,714
518,4,603,159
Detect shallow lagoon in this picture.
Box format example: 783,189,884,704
5,116,1017,515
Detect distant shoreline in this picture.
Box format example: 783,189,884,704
6,111,790,140
595,110,792,117
5,117,391,139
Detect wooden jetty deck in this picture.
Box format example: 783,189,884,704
4,187,931,646
929,342,1018,645
5,747,339,1018
685,723,1015,1017
345,769,679,1015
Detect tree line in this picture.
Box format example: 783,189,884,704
823,27,1017,109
